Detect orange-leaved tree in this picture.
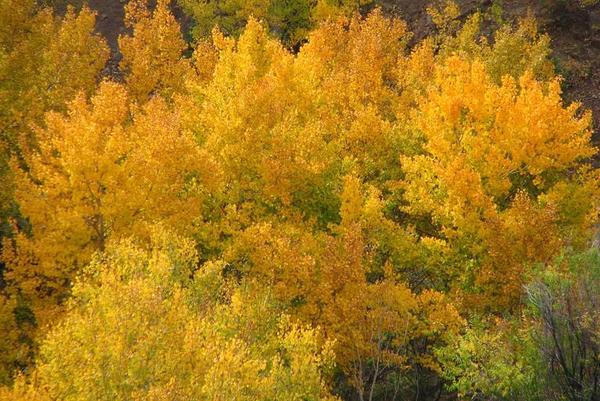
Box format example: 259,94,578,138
2,81,221,337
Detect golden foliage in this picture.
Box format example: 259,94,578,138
33,229,337,401
401,55,597,310
1,1,599,398
0,1,108,149
119,0,194,102
3,82,220,330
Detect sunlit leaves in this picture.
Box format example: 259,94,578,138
119,0,194,102
3,81,220,329
35,229,338,401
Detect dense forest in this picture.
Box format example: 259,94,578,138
0,0,599,400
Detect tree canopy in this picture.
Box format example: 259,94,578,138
0,1,598,400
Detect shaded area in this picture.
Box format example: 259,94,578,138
87,0,126,76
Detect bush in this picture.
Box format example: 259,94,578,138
526,249,600,401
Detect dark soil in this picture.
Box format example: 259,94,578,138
87,0,126,76
86,0,600,150
88,0,125,54
540,2,600,153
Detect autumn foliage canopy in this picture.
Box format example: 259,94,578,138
0,0,598,400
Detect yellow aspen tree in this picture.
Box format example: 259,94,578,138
296,10,409,132
2,81,220,332
0,0,108,217
427,2,554,83
296,10,412,184
0,1,108,149
191,18,339,226
180,9,595,396
0,0,108,383
0,375,50,401
221,175,463,398
401,56,598,310
119,0,194,102
33,228,338,401
188,11,413,238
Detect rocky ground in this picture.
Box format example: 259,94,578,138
86,0,600,151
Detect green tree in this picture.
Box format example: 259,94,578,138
176,0,373,47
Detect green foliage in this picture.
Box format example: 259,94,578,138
525,249,600,401
438,249,600,401
176,0,373,47
435,319,543,401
